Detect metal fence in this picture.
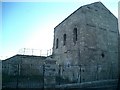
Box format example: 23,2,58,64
0,48,52,60
18,48,52,56
2,63,115,88
2,64,44,88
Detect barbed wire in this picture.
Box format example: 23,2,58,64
18,48,52,56
0,56,9,60
0,48,53,60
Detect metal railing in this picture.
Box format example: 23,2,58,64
18,48,52,56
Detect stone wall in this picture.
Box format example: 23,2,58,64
2,55,46,76
2,2,119,88
56,64,116,84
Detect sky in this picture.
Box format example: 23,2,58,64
1,0,119,60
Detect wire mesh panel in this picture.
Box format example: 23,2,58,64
56,64,114,85
2,64,44,88
2,63,115,89
18,64,44,88
2,64,18,88
56,65,80,85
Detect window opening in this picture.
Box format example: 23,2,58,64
73,28,77,44
63,34,66,46
56,38,59,49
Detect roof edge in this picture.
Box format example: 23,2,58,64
2,54,47,61
54,1,117,31
54,1,101,30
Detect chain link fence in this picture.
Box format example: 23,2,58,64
2,62,115,89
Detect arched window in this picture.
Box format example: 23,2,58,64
73,28,77,44
63,34,66,46
56,38,59,49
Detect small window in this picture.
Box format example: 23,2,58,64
56,38,59,49
63,34,66,46
73,28,77,44
101,53,105,58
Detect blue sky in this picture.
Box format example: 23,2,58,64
1,0,118,59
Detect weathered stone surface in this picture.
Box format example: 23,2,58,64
2,55,46,76
2,2,119,88
53,2,119,82
44,58,57,87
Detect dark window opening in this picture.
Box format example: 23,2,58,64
87,6,91,9
95,9,98,11
53,69,55,71
101,53,105,58
63,34,66,46
56,38,59,49
73,28,77,44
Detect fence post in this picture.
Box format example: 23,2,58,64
96,64,98,80
58,64,61,85
40,50,42,56
23,48,25,55
79,65,81,83
47,50,48,56
43,64,45,89
50,49,51,55
32,49,33,55
111,63,113,79
16,64,19,88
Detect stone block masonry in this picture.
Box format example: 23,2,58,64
53,2,119,82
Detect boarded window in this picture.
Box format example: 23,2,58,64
73,28,77,44
56,38,59,49
63,34,66,46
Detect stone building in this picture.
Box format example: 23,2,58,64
2,1,119,88
52,2,119,81
2,54,46,76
